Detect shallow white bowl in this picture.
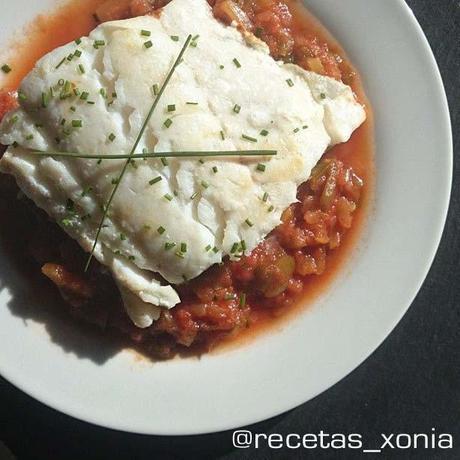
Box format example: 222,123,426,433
0,0,452,435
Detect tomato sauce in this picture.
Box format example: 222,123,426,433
0,0,374,359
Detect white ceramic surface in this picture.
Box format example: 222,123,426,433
0,0,452,435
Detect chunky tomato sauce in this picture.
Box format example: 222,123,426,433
0,0,374,359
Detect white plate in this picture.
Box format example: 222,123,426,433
0,0,452,435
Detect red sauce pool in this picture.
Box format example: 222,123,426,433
0,0,374,356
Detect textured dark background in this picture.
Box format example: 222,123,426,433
0,0,458,459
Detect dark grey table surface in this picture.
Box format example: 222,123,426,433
0,1,458,459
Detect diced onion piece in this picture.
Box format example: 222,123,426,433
306,57,325,74
213,0,253,31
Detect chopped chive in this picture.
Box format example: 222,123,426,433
143,225,152,230
205,244,212,252
256,163,266,172
120,233,127,241
12,141,18,148
242,134,257,143
239,293,246,308
233,104,241,114
180,242,187,253
80,91,89,100
67,54,74,62
108,133,116,142
220,130,225,140
302,125,308,129
262,192,269,202
320,92,326,99
186,101,198,105
60,118,66,126
70,106,76,112
1,64,11,74
240,240,247,251
99,88,107,98
268,205,274,212
78,64,85,74
55,57,66,69
163,118,173,128
157,226,166,234
293,127,300,133
163,193,173,201
245,218,254,227
112,92,117,98
212,246,219,254
72,119,83,128
41,92,49,108
231,242,239,254
260,129,269,136
160,157,168,166
152,84,159,95
58,79,65,86
167,104,176,112
10,115,18,124
192,34,200,41
87,101,95,105
175,251,185,259
149,176,162,185
74,49,82,58
198,158,204,164
212,166,218,174
190,191,199,200
170,35,179,42
75,38,82,45
25,134,34,141
201,180,209,189
233,58,241,68
128,255,136,261
286,78,294,87
18,90,27,102
164,242,176,251
141,30,151,37
93,39,106,48
111,178,120,185
81,186,93,197
219,64,225,69
144,40,153,49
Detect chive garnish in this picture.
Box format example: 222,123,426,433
220,130,225,140
41,92,49,108
201,180,209,189
141,30,151,37
286,78,294,87
18,90,27,102
30,149,278,160
180,242,187,253
262,192,269,202
144,40,153,49
157,226,166,234
25,134,34,141
293,127,300,133
1,64,11,74
149,176,162,185
212,246,219,253
219,65,224,70
70,106,76,112
74,50,82,58
164,118,173,128
108,133,116,142
239,293,246,308
242,134,257,143
78,64,85,74
170,35,179,42
165,242,176,251
120,233,127,241
67,54,74,62
233,104,241,114
71,119,83,128
152,84,159,95
160,157,168,166
93,39,106,48
55,57,66,69
10,115,18,124
245,218,254,227
175,251,185,259
240,240,247,251
75,38,82,45
268,205,274,212
256,163,266,172
190,191,199,200
212,166,218,174
302,125,308,129
199,158,204,164
320,93,326,99
99,88,107,98
233,58,241,68
205,244,212,252
80,91,89,100
260,129,269,136
231,242,239,253
164,193,174,201
186,101,198,105
167,104,176,112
